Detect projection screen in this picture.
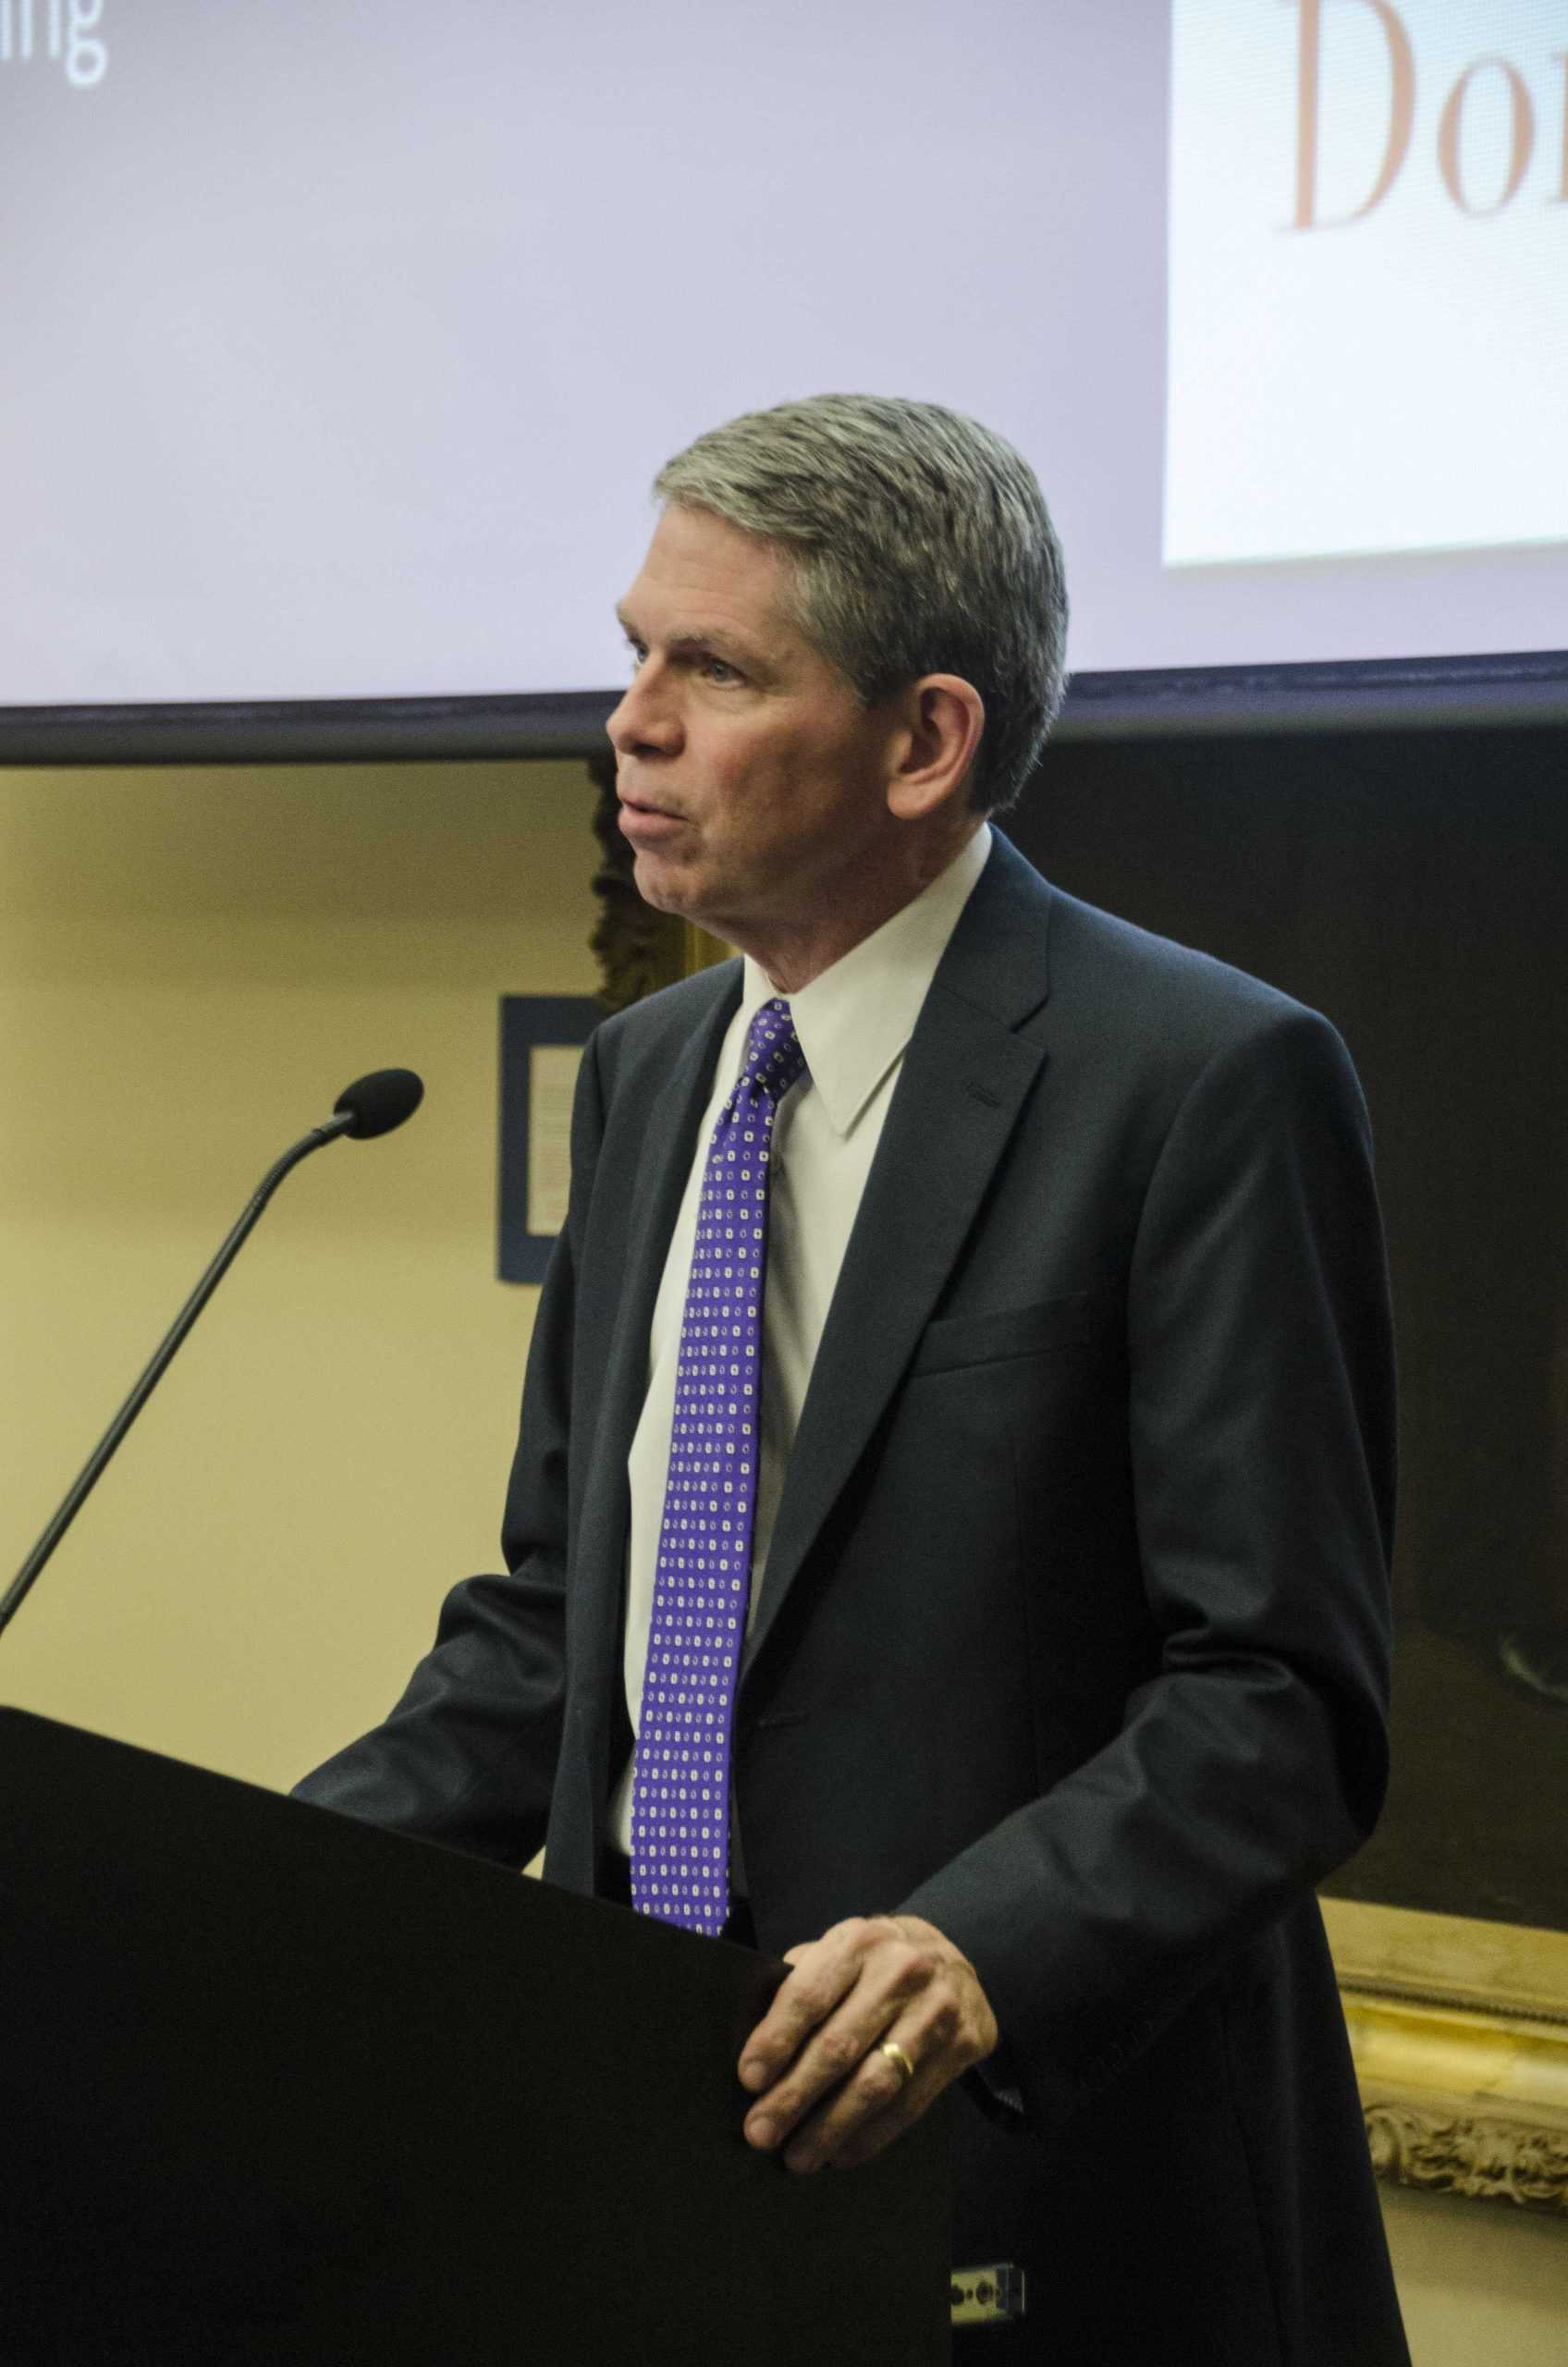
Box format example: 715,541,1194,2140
1,0,1563,756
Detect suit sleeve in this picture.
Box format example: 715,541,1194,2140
290,1029,609,1866
899,1005,1396,2120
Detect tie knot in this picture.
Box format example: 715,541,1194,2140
739,998,806,1102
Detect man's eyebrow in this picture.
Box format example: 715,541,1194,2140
615,608,768,667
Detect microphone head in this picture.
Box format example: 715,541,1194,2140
332,1068,425,1140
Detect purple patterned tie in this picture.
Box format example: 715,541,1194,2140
631,999,807,1934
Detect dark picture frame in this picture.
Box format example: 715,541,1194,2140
496,995,603,1284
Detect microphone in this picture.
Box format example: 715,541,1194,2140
0,1069,425,1642
332,1067,423,1141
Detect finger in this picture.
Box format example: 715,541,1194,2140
778,1973,983,2171
828,2070,943,2170
781,2031,922,2171
742,1940,936,2139
737,1919,891,2094
788,2034,950,2173
748,1969,950,2160
737,1939,856,2095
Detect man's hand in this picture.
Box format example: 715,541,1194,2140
737,1913,998,2173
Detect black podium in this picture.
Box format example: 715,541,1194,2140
0,1709,950,2364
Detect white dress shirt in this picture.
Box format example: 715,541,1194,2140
608,824,991,1854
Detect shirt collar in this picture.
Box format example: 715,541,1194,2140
737,824,992,1137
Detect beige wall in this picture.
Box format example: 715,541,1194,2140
0,758,597,1786
1383,2184,1567,2363
3,754,1562,2353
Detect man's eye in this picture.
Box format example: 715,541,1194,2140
625,644,645,671
703,656,740,684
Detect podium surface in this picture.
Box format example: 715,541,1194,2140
0,1709,950,2364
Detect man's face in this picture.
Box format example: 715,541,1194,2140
607,505,900,951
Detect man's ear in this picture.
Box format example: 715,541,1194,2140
886,675,986,822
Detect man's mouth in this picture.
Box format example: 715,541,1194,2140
618,795,687,841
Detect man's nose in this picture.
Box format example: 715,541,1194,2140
606,665,681,757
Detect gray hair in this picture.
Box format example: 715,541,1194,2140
653,393,1068,814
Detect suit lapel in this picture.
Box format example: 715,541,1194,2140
743,837,1056,1674
575,970,741,1618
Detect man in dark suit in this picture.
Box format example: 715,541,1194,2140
298,396,1408,2362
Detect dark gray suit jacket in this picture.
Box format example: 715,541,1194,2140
299,834,1409,2364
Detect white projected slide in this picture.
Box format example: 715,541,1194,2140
0,0,1563,717
1168,0,1568,566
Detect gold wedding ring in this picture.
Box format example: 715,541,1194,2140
877,2038,916,2088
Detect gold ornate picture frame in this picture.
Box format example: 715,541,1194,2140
1325,1900,1568,2216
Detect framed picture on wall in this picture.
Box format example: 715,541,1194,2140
496,996,603,1284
